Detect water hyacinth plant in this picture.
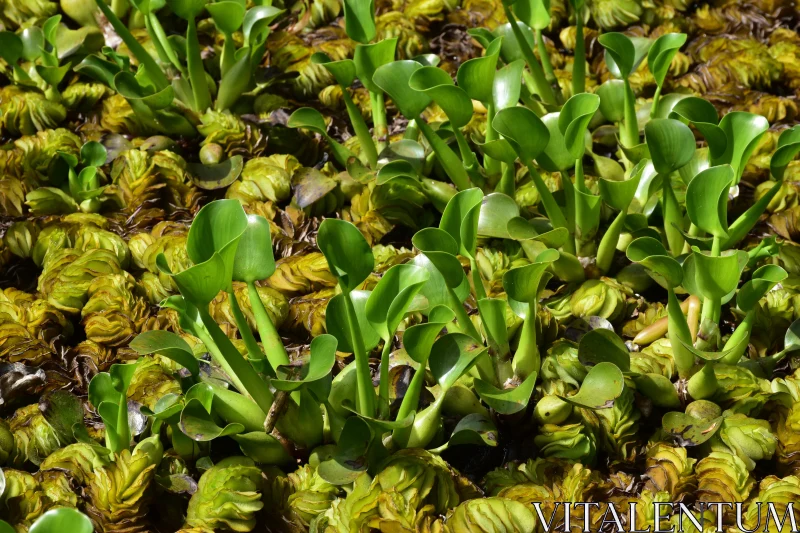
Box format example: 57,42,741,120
2,0,800,531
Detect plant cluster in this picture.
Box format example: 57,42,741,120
2,0,800,531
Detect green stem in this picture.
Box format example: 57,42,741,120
115,396,130,453
392,353,429,447
497,162,516,197
596,209,626,274
417,117,472,191
378,339,392,419
447,285,482,342
342,86,378,168
370,91,388,153
700,236,722,325
621,79,638,148
247,282,289,370
186,17,212,113
93,0,169,90
343,290,376,418
686,362,718,400
723,179,783,249
525,161,569,235
512,302,539,380
227,289,266,366
721,309,755,364
502,5,557,106
469,257,487,301
662,174,685,256
454,127,482,179
148,14,187,78
572,11,586,96
667,288,695,378
649,85,663,119
573,158,585,253
196,308,274,415
220,34,236,79
536,29,558,87
404,119,419,141
484,103,501,176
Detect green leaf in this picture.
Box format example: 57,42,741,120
598,33,651,80
689,249,744,301
440,188,484,257
80,141,107,168
312,53,357,87
492,106,550,162
558,362,625,409
429,333,487,391
232,432,292,464
784,318,800,352
578,329,631,371
632,374,680,408
512,0,550,30
342,0,375,44
402,306,456,364
114,71,176,110
42,15,61,47
373,61,432,119
685,165,733,238
29,509,93,533
478,298,510,357
662,409,722,446
366,263,429,340
737,264,787,312
180,387,245,441
166,0,207,20
412,228,465,288
186,198,248,271
647,33,687,88
271,334,337,391
597,80,625,123
318,218,374,292
207,1,246,34
88,361,140,452
0,521,12,533
477,192,520,239
20,27,45,61
232,214,275,283
597,157,644,211
493,59,525,111
243,5,283,45
491,23,534,64
644,118,696,175
353,38,397,93
413,254,470,312
474,371,537,414
717,112,769,184
626,237,683,287
327,291,381,352
503,249,559,303
409,66,474,128
770,125,800,179
130,330,200,376
558,93,600,160
287,107,329,135
0,32,23,64
669,97,726,162
444,413,499,448
456,37,502,103
537,112,575,172
187,156,244,190
317,417,373,484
